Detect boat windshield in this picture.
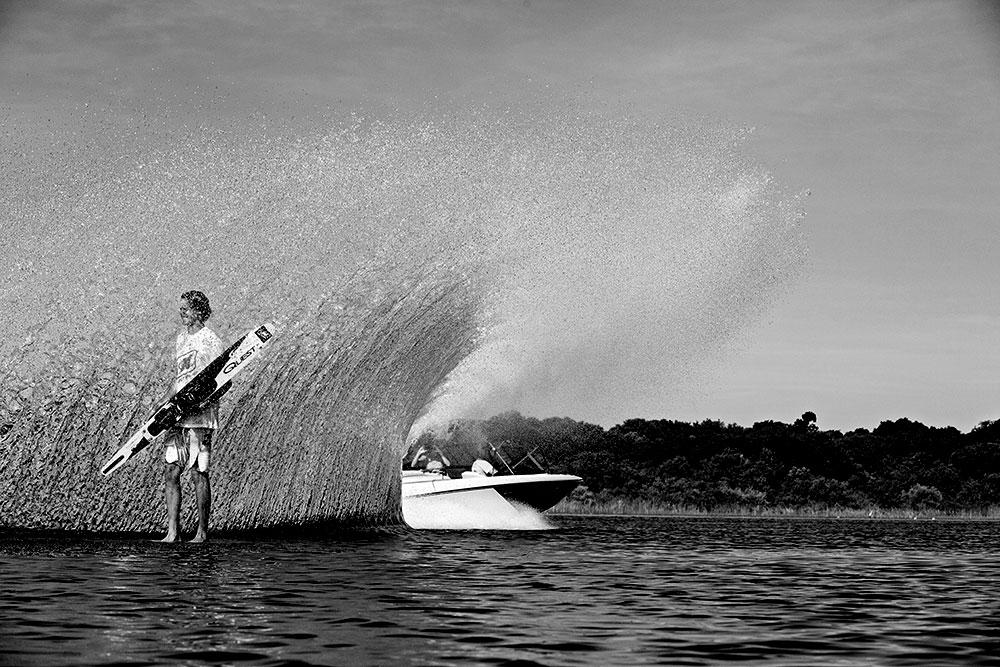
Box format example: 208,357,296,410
402,437,548,478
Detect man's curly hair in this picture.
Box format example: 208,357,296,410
181,290,212,323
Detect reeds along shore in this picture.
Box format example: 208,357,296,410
550,498,1000,519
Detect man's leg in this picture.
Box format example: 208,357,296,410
161,463,182,542
191,470,211,542
190,429,212,543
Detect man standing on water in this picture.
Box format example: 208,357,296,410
161,290,224,543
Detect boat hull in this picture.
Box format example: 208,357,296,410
402,471,581,512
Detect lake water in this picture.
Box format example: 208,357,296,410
2,516,999,666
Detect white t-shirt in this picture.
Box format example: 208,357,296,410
173,326,225,429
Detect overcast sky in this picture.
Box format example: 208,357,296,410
3,0,999,432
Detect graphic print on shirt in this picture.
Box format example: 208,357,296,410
176,348,198,384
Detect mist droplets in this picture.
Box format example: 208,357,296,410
0,96,806,530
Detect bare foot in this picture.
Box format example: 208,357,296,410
188,532,208,543
158,533,180,543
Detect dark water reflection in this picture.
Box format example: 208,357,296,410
2,517,999,666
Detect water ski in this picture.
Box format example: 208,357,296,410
100,323,276,476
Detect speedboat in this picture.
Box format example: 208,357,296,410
401,469,582,513
401,459,581,529
401,437,582,529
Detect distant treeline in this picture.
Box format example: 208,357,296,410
409,411,1000,513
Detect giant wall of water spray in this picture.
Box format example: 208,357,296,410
0,100,807,532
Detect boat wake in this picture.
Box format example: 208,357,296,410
0,97,807,532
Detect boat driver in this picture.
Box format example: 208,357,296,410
410,443,451,473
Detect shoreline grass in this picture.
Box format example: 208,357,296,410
550,498,1000,520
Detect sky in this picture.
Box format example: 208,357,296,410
2,0,1000,433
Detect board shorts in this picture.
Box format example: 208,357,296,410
164,427,213,473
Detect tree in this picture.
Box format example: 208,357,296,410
905,484,942,511
794,411,818,432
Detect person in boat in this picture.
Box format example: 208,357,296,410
160,290,224,543
469,458,497,476
410,443,451,473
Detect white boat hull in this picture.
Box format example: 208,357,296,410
401,470,581,530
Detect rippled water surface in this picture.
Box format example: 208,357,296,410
2,516,1000,666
